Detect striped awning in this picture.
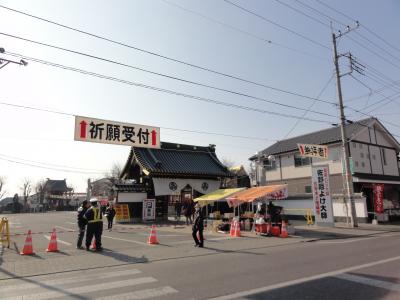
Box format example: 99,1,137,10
227,185,288,206
193,188,245,207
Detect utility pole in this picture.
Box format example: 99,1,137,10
0,47,28,69
331,23,359,228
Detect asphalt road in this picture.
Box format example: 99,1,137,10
1,212,400,299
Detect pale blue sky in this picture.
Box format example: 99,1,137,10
0,0,399,197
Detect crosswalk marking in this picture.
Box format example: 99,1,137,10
3,277,158,300
43,234,72,246
1,269,142,293
335,273,400,292
96,286,179,300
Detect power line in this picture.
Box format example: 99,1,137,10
0,153,107,172
0,5,332,104
1,32,338,110
0,156,105,174
222,0,331,50
283,73,334,138
3,51,336,125
291,0,400,71
162,0,328,61
315,0,400,54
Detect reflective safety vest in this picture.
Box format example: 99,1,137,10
88,207,102,223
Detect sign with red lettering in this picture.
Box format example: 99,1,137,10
298,144,328,159
74,116,160,149
373,183,384,214
311,165,334,227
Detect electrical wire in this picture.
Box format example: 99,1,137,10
223,0,331,50
162,0,328,61
0,4,333,104
283,73,334,138
3,51,336,124
315,0,400,54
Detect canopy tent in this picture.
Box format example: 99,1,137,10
227,185,288,207
193,188,246,207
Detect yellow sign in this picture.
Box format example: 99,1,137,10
0,217,10,248
115,204,131,223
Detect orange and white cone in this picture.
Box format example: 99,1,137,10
230,220,235,236
46,228,59,252
91,237,96,250
20,230,35,255
280,221,289,238
234,220,241,237
147,225,159,245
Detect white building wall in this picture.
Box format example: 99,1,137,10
281,154,311,179
375,127,393,147
350,142,372,174
383,148,399,176
369,127,376,144
369,145,383,174
270,197,367,219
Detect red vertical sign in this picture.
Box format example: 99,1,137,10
373,183,384,214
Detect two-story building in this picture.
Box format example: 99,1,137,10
250,118,400,222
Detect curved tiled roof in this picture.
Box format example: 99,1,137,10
128,142,232,178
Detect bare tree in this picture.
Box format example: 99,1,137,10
0,176,6,199
20,178,32,212
221,158,236,168
35,179,46,204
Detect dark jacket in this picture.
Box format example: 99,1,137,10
77,206,88,227
193,208,204,231
105,207,116,219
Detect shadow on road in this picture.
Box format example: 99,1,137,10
98,249,149,264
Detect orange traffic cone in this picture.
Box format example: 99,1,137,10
91,237,96,250
20,230,35,255
233,220,241,237
147,225,159,245
46,228,59,252
229,220,235,236
280,221,289,238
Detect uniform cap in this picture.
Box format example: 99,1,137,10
89,198,98,203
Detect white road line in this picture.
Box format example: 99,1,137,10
0,269,142,292
97,286,178,300
208,255,400,300
3,277,157,300
335,273,400,292
43,235,72,246
102,235,149,246
172,236,231,245
55,225,74,231
318,232,400,244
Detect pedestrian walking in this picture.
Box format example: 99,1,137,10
105,204,116,231
84,198,103,251
76,200,89,249
192,203,204,248
175,201,182,221
183,200,194,225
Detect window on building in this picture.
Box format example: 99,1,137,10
382,148,387,165
305,186,312,193
294,154,311,167
355,161,359,167
263,159,276,171
372,154,376,160
353,143,357,148
361,162,365,168
359,143,363,149
360,153,364,158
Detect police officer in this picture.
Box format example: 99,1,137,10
84,198,103,251
76,200,89,249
